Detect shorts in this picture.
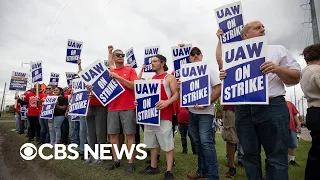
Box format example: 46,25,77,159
288,130,298,148
222,110,238,144
144,120,174,152
107,110,136,135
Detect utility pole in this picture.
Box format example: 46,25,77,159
0,82,7,113
21,62,33,89
310,0,320,44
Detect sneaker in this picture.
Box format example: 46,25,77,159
289,160,299,166
182,150,187,154
126,163,136,173
91,159,103,166
226,167,236,178
83,157,93,165
164,171,174,180
106,161,120,171
187,173,206,179
139,165,160,174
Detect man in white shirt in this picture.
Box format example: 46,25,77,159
300,43,320,180
220,21,301,180
183,46,221,180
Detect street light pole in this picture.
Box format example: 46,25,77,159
21,62,33,89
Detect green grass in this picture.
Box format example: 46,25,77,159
0,113,14,120
2,122,311,180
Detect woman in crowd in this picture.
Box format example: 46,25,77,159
49,87,68,144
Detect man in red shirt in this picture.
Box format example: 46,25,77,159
17,83,44,142
138,54,179,180
286,101,301,166
104,47,138,173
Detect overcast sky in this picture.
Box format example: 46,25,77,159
1,0,319,115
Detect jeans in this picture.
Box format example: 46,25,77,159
49,116,65,144
189,112,219,180
86,106,107,151
179,123,197,154
68,116,80,145
61,117,69,144
236,96,289,180
27,116,40,140
79,116,87,153
15,112,20,131
305,107,320,180
237,143,243,162
135,124,141,144
39,118,50,143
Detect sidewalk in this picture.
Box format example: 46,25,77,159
300,128,312,142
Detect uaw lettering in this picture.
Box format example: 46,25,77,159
126,47,137,68
40,96,59,119
31,61,43,83
66,39,83,63
135,80,161,126
78,60,125,106
214,1,243,44
172,44,192,78
221,36,268,104
66,72,76,85
180,62,210,107
144,46,160,72
68,79,89,116
49,72,60,86
9,71,28,91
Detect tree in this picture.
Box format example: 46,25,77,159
7,104,15,114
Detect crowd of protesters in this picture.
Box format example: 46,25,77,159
12,21,320,180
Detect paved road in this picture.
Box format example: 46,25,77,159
300,127,312,142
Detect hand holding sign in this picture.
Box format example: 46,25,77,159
220,69,227,80
216,29,224,39
194,104,208,110
260,61,279,74
155,100,170,110
109,72,121,79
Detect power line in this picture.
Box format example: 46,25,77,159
39,1,67,39
41,0,69,44
83,0,114,30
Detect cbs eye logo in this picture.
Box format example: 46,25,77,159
20,143,37,160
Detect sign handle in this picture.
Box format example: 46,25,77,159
36,83,39,97
14,90,19,109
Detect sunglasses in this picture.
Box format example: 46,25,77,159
115,53,125,58
190,51,202,56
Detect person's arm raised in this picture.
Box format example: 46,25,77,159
107,45,115,70
138,64,146,80
216,29,223,70
77,58,82,73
